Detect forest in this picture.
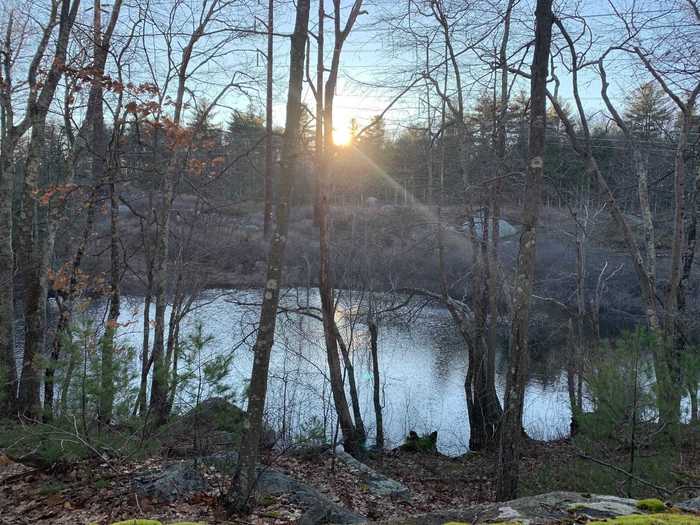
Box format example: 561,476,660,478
0,0,699,523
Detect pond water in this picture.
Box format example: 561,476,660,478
117,288,572,455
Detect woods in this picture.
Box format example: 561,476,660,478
1,0,700,523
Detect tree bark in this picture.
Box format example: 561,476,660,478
317,0,365,457
16,0,81,419
496,0,552,501
0,139,17,417
263,0,274,238
228,0,309,510
368,318,383,449
334,322,367,442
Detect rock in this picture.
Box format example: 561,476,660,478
199,452,363,525
200,451,240,471
256,469,364,524
678,497,700,513
334,450,410,499
364,491,652,524
288,444,334,462
159,398,247,456
133,462,207,503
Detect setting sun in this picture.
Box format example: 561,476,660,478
333,126,353,146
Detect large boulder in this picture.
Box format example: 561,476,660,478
678,497,700,513
256,469,364,525
365,492,679,524
334,450,409,499
139,452,363,524
158,398,274,456
133,462,207,503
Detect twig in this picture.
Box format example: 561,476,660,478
577,451,671,496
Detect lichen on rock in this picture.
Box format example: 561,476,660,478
588,514,700,524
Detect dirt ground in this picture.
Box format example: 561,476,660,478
2,434,699,525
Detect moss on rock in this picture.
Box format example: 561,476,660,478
589,514,700,524
110,520,162,525
637,499,668,513
106,518,206,525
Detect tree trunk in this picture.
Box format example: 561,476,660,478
228,0,309,510
16,0,80,419
17,122,51,419
149,186,173,426
368,318,383,449
135,195,155,417
135,281,152,416
263,0,274,238
98,160,120,427
44,191,97,420
566,319,579,435
659,109,694,438
59,343,78,415
334,322,366,443
312,0,323,225
316,0,365,457
496,0,552,501
91,0,123,428
679,165,700,426
147,7,206,425
0,146,17,416
318,203,360,454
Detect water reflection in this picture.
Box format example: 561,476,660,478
116,288,572,455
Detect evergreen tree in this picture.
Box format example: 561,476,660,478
624,82,672,140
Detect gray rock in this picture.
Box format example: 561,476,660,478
678,497,700,513
334,450,410,499
198,452,363,524
159,397,247,456
365,491,650,524
201,451,239,471
256,469,364,524
133,462,207,502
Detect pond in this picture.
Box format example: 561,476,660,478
117,288,572,455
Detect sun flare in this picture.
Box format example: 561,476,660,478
333,126,352,146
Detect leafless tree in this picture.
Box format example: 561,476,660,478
316,0,366,456
228,0,310,511
496,0,553,501
14,0,81,419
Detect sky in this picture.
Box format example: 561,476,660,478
251,0,696,143
7,0,690,142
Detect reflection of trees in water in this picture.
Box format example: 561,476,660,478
419,312,463,382
114,289,602,450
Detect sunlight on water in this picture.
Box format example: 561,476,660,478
117,288,571,455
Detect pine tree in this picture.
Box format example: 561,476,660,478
624,82,672,140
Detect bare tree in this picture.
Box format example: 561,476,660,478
42,0,124,422
227,0,310,511
317,0,366,456
423,0,506,452
15,0,81,419
146,0,237,426
263,0,274,238
496,0,553,501
548,5,699,434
